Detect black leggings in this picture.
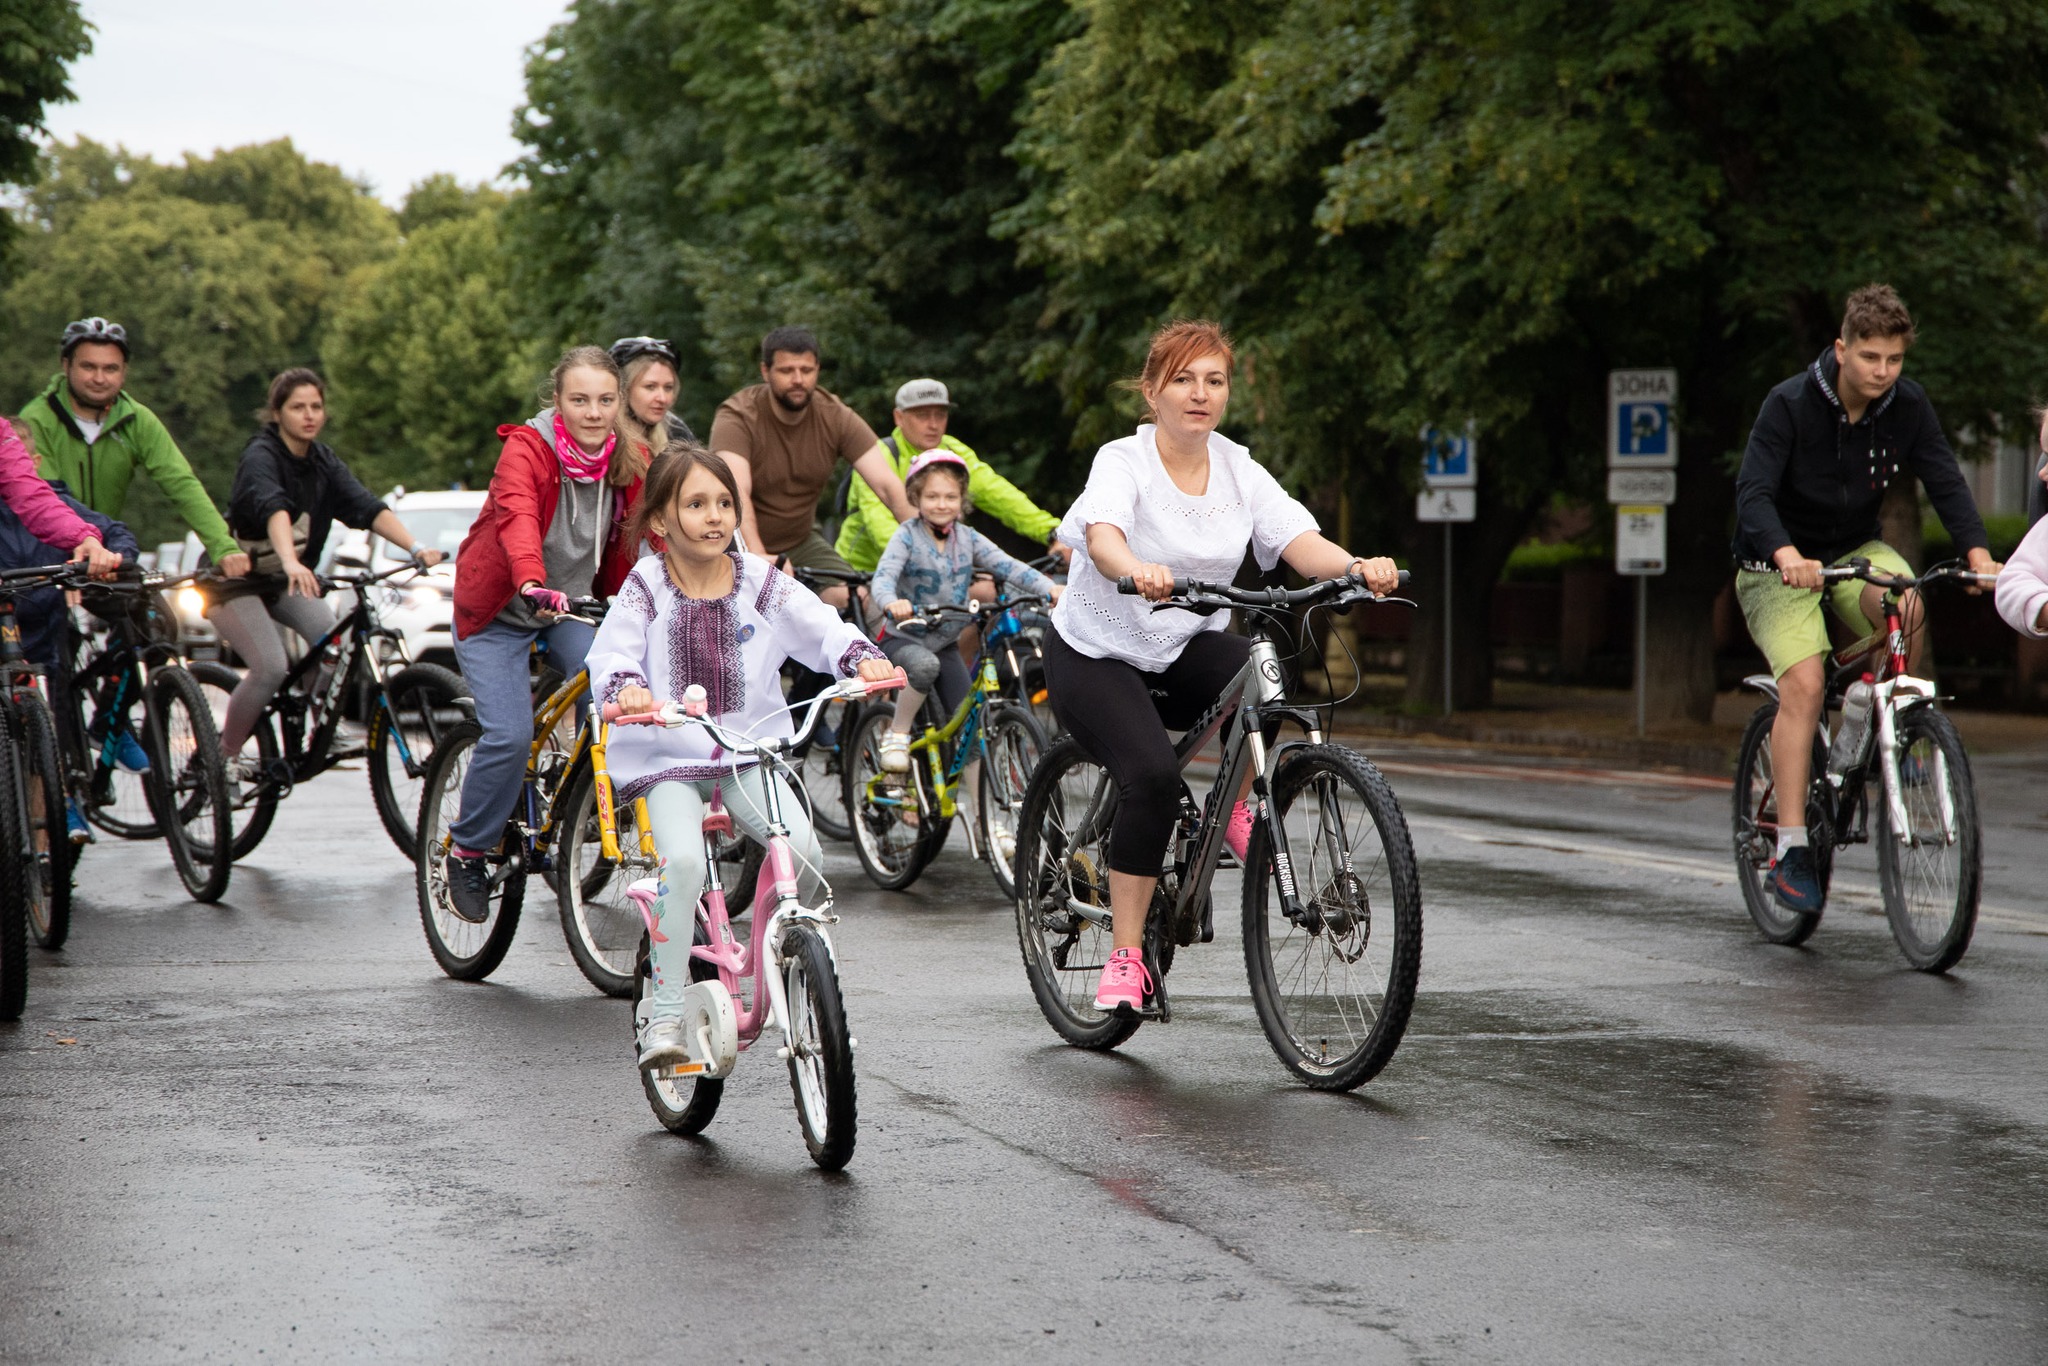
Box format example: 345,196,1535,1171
1043,627,1250,876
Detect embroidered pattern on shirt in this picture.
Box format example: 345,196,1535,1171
837,638,887,677
754,564,793,618
600,669,650,705
616,570,657,622
665,567,747,718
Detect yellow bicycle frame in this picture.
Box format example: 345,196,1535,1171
526,666,655,865
863,657,1002,821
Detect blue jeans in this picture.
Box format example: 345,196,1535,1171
450,616,595,852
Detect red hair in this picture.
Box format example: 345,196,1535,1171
1134,319,1235,412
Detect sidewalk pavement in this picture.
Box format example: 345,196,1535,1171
1330,678,2048,777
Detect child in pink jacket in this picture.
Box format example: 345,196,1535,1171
0,418,121,574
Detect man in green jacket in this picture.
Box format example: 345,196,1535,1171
835,377,1068,573
22,318,249,579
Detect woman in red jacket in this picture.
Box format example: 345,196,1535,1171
441,345,648,922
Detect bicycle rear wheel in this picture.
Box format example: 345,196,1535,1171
17,693,72,950
145,667,232,903
0,705,27,1020
369,662,470,861
555,761,652,997
1011,737,1140,1050
1244,744,1422,1090
1876,707,1980,973
414,722,525,980
635,930,724,1134
188,660,281,861
1731,703,1831,946
783,925,857,1170
976,702,1047,900
843,702,941,891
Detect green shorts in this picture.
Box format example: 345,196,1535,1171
1735,540,1911,678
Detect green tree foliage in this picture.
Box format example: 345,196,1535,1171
1316,0,2048,717
509,0,1071,477
325,188,537,492
0,0,90,261
0,138,399,543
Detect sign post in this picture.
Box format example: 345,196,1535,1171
1419,425,1477,718
1608,370,1677,738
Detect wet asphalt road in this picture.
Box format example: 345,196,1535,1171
5,735,2048,1364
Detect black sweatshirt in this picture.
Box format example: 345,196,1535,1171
1732,350,1987,567
226,426,387,570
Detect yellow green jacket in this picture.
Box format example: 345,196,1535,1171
23,374,236,559
835,430,1059,573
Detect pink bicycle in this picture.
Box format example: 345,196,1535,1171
610,671,902,1170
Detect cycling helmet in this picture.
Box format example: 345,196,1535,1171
60,317,129,358
608,336,678,368
905,449,968,485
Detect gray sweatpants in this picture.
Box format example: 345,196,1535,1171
205,591,338,753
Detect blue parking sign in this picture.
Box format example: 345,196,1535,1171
1608,369,1678,468
1420,424,1477,488
1616,401,1670,457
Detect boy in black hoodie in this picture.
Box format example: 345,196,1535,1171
1732,285,2000,913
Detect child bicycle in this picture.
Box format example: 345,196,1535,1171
842,597,1051,896
1732,557,1992,972
611,671,904,1170
1012,570,1423,1091
187,556,467,861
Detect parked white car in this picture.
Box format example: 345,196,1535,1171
321,488,485,672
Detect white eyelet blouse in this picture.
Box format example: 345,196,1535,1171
1050,425,1318,670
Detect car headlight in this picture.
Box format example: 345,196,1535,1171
175,586,206,618
404,585,445,611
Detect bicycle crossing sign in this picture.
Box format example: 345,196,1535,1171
1420,423,1477,488
1609,369,1678,469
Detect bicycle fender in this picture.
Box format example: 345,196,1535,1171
1741,672,1779,701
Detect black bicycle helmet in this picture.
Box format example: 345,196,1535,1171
60,317,129,358
608,335,677,368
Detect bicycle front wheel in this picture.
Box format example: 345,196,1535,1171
1011,737,1139,1051
1876,707,1980,973
369,662,470,861
145,667,232,903
76,663,158,840
17,693,72,950
0,705,27,1020
1244,744,1422,1091
189,660,281,861
1731,703,1830,946
414,722,525,980
555,761,651,997
783,925,857,1170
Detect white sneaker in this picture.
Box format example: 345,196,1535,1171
988,815,1016,865
637,1016,691,1071
877,731,911,773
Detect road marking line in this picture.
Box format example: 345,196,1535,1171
1408,814,2048,935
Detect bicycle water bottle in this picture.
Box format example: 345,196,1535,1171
1827,677,1876,777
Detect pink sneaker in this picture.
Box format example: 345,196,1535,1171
1224,801,1255,863
1093,946,1152,1011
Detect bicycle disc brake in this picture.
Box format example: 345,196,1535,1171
1311,870,1371,962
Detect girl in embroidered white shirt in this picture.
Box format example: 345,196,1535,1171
586,446,895,1070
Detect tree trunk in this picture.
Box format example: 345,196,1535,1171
1402,504,1524,712
1642,577,1721,723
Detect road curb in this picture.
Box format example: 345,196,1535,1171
1336,711,1737,777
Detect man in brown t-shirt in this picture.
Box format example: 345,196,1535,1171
709,325,912,607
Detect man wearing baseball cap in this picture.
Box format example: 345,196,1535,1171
835,377,1068,574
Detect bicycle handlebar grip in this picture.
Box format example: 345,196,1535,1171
1115,575,1180,596
863,669,909,694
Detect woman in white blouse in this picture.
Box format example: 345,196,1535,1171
1044,319,1399,1014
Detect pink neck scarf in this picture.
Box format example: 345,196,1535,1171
553,412,615,484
